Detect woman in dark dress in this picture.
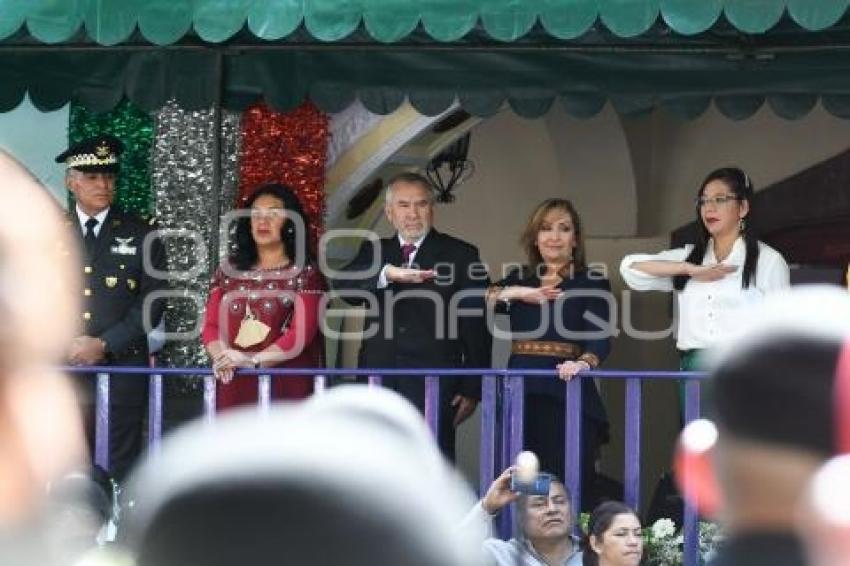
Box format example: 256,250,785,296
487,198,612,507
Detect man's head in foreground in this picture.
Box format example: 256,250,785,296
678,286,850,537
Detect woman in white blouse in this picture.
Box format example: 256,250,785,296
620,167,790,382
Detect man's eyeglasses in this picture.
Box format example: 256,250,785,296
696,195,741,208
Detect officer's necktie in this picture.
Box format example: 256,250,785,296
400,243,416,267
84,217,99,256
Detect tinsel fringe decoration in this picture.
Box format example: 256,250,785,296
151,101,241,389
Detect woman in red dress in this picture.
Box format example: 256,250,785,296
201,183,325,410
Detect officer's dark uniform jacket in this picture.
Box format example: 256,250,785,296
69,207,167,407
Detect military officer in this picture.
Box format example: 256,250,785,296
57,134,167,482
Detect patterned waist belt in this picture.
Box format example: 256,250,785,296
511,340,581,359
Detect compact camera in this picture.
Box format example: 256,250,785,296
510,471,552,496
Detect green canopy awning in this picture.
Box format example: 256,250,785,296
1,0,850,45
4,0,850,120
6,47,850,121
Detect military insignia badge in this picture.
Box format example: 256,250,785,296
127,278,137,291
105,276,118,288
55,134,122,173
111,237,137,255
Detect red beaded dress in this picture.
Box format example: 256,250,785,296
201,261,325,410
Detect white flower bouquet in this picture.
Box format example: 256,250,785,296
644,518,723,565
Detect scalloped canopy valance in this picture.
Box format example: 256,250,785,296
4,0,850,120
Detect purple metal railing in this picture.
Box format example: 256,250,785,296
683,378,703,565
62,366,708,566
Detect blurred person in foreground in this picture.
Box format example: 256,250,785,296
675,286,850,566
797,338,850,566
44,465,117,563
121,386,483,566
0,151,87,563
798,455,850,566
462,467,583,565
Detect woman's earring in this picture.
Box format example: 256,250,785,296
739,218,746,233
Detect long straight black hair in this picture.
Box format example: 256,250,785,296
230,183,311,271
673,167,759,291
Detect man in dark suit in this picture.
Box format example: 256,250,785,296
332,172,491,459
57,134,166,482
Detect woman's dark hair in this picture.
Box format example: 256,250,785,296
519,198,587,279
230,183,310,270
673,167,758,291
582,501,642,566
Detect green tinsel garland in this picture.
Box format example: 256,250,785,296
68,100,154,215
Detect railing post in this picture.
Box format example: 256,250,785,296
499,373,525,539
95,372,110,471
203,374,216,423
683,378,701,425
624,378,642,511
497,375,510,539
506,374,525,470
683,379,702,566
367,374,383,387
313,374,326,394
499,375,510,473
565,375,583,521
147,373,164,455
258,373,271,411
479,375,497,499
424,375,440,439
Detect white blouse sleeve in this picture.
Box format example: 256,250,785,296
756,244,791,292
619,246,692,292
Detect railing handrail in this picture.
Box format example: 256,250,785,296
82,365,706,566
60,365,710,379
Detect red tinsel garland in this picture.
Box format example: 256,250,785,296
238,102,329,254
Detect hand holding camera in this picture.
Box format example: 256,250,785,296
510,451,552,496
482,451,552,515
